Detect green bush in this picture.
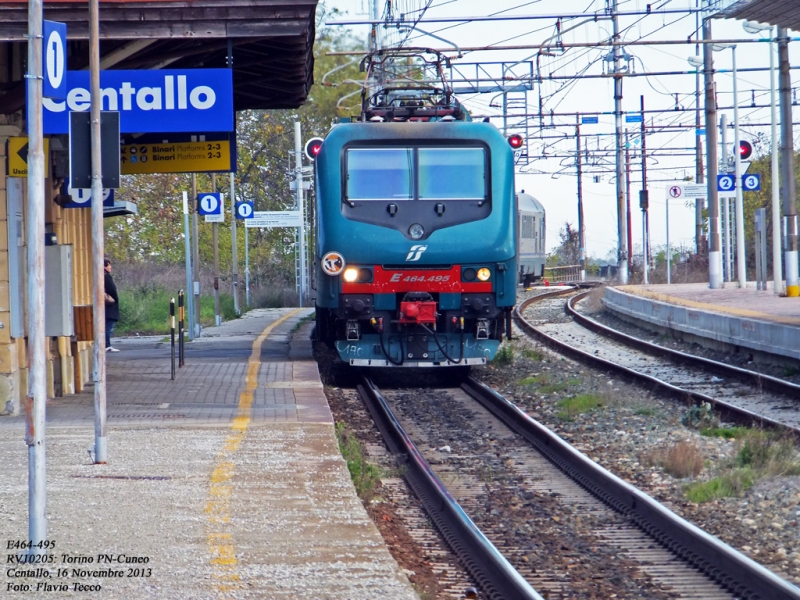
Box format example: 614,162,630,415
335,422,383,502
116,287,240,335
492,345,514,366
557,394,604,420
685,469,755,503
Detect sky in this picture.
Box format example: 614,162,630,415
322,0,800,262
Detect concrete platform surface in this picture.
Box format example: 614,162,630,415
0,308,418,599
605,284,800,363
618,282,800,325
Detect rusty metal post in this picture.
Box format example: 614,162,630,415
25,0,48,550
704,17,722,289
779,27,799,296
89,0,107,464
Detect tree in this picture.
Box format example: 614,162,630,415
106,5,367,296
547,222,581,267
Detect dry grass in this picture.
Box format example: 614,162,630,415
113,261,296,308
642,440,704,479
580,285,607,313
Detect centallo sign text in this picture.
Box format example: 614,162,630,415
42,69,233,134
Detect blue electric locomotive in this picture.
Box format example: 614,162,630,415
313,87,520,367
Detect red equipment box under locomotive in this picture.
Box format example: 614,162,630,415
399,301,437,324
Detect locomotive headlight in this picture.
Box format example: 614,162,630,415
477,268,491,281
322,251,346,276
343,267,359,282
409,223,425,239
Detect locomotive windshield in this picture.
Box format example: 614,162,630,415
346,147,486,202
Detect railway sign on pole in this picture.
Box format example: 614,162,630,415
717,174,736,198
742,173,761,192
665,182,705,199
42,21,67,99
245,210,302,228
235,201,254,219
198,192,224,222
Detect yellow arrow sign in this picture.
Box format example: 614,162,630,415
7,137,50,178
121,140,232,174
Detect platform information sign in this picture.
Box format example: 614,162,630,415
120,140,233,174
245,211,302,228
666,181,705,199
42,69,233,134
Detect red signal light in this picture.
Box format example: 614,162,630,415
304,137,324,160
508,134,524,149
739,140,753,160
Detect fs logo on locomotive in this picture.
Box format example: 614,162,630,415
405,245,427,262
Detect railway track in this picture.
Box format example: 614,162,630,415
515,287,800,434
358,373,800,599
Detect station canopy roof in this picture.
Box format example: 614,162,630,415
0,0,319,116
720,0,800,32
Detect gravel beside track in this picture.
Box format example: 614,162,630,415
480,287,800,586
590,294,800,387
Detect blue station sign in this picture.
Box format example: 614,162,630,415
42,69,233,134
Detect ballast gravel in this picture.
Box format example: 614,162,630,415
475,289,800,587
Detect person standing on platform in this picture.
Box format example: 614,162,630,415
104,259,120,352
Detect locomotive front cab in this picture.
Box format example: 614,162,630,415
315,122,517,367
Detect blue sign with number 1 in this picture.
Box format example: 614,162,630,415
197,193,222,215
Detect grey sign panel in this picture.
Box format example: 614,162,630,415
69,111,121,189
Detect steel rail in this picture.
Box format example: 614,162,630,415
357,376,544,600
460,375,800,600
514,290,798,434
566,291,800,400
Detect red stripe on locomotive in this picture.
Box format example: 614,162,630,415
342,265,491,293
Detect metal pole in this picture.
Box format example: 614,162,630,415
170,298,175,380
89,0,107,464
732,46,746,287
576,121,585,281
694,0,704,253
25,0,47,549
770,29,782,295
245,226,250,307
720,113,730,282
182,191,194,340
227,40,240,315
641,95,649,285
191,174,201,335
230,174,239,314
666,193,671,285
294,122,306,307
625,129,632,274
779,27,799,297
211,174,220,326
704,18,722,289
612,0,628,284
178,290,184,366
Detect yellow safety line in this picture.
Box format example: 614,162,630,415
204,308,305,596
617,286,800,327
